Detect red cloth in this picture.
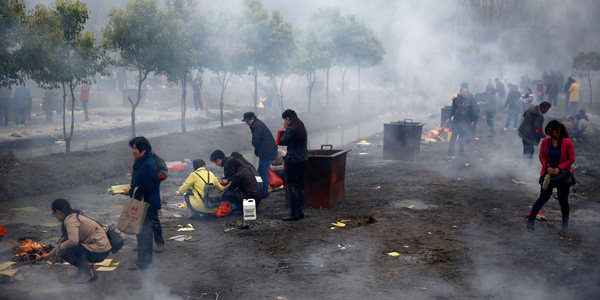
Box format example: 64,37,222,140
538,137,575,176
80,85,90,101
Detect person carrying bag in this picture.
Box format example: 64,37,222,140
117,186,149,234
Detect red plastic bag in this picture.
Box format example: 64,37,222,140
525,211,548,221
214,201,233,218
168,164,185,171
275,130,284,145
269,169,283,189
0,225,6,237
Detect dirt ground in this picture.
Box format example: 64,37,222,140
1,103,600,299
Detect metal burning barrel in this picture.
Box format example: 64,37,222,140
441,106,452,126
286,145,351,209
383,119,425,160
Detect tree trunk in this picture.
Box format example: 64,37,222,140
253,68,258,110
339,66,347,104
130,70,146,139
307,71,316,113
279,77,285,112
218,71,233,128
326,67,330,107
60,84,70,154
181,72,187,133
67,84,77,154
357,66,361,104
588,77,593,105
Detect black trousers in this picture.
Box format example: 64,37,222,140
81,100,89,120
522,139,535,164
486,112,496,136
136,209,155,266
149,210,164,244
528,184,570,222
15,106,27,125
222,189,242,209
59,245,110,270
286,160,307,215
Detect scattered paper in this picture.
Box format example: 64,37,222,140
94,259,121,272
108,184,131,195
341,219,351,222
358,153,369,155
169,235,192,242
224,228,234,233
331,222,346,228
0,262,17,270
511,179,529,185
13,273,24,281
0,269,18,276
386,252,401,257
177,224,195,232
357,140,371,146
173,214,183,218
11,207,40,212
407,205,415,209
96,266,118,272
428,232,432,235
176,202,188,208
374,186,381,189
41,222,61,228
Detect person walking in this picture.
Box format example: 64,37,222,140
41,199,111,283
563,77,574,113
534,80,546,104
568,79,580,114
518,102,551,164
504,85,520,131
242,112,278,198
123,136,161,270
545,77,559,107
80,81,91,121
447,87,478,156
0,86,11,127
12,85,31,127
279,109,309,221
527,121,575,233
519,88,535,125
42,88,55,123
191,73,204,111
483,87,498,138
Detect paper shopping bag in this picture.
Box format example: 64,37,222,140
117,187,149,234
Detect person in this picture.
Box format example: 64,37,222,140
519,88,535,124
242,112,278,198
210,150,259,186
527,121,575,233
80,81,91,121
574,109,595,140
568,78,580,114
534,80,546,104
41,199,111,283
0,86,11,127
271,149,286,180
447,87,478,156
504,85,520,131
563,77,574,113
123,136,161,270
483,87,498,138
42,88,55,123
230,152,259,177
542,71,550,87
221,158,262,209
495,78,506,102
518,101,551,164
279,109,308,221
191,73,204,111
177,159,224,219
486,78,494,90
12,85,31,127
545,77,559,107
557,72,565,93
150,152,167,253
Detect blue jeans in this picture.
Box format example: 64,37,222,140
258,150,277,197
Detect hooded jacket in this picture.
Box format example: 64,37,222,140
518,106,546,145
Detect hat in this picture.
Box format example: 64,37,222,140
241,112,256,122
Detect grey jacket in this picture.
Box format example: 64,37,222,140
518,106,546,145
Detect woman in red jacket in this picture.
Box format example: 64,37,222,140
527,120,575,233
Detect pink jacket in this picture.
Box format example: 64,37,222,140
539,137,575,176
535,84,546,96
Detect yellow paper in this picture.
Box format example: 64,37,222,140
95,259,113,267
11,207,40,212
386,252,401,257
108,184,131,195
407,205,415,209
331,222,346,228
341,219,351,222
177,224,195,232
41,222,61,228
96,266,118,272
0,269,18,276
0,262,17,270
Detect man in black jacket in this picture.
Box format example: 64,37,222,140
447,88,478,156
242,112,277,198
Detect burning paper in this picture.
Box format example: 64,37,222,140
423,126,452,143
11,239,52,263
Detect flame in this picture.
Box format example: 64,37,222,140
423,126,452,142
13,239,48,261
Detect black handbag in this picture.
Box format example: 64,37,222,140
88,215,125,254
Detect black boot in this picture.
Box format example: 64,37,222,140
561,216,569,234
297,189,305,219
283,186,300,221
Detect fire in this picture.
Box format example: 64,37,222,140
423,126,452,142
11,239,50,262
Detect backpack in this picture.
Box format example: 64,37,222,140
195,171,222,209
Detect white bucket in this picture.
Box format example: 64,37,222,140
243,199,256,221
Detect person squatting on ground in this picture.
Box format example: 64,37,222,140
483,87,498,138
242,111,278,198
221,158,262,210
574,109,595,140
0,86,12,127
447,87,478,156
123,136,161,270
527,121,575,233
41,199,111,283
504,85,521,130
210,150,259,186
279,109,309,221
230,152,260,178
177,159,224,219
518,101,551,164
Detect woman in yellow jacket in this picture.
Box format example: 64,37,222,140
177,159,224,219
568,80,580,114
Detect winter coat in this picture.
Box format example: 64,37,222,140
535,84,546,97
496,82,506,99
12,85,31,107
539,137,575,176
221,157,259,180
576,119,595,140
151,152,168,181
53,213,111,255
449,94,478,122
177,167,224,213
519,93,534,107
545,83,559,98
227,167,262,205
129,152,161,211
250,118,278,159
483,95,498,113
568,83,580,102
518,106,546,145
505,91,521,112
279,125,308,163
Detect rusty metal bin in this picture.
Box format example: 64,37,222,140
383,119,424,160
441,106,452,126
286,145,351,209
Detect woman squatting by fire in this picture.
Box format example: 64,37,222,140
41,199,111,283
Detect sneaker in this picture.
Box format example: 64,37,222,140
155,243,165,253
542,174,551,190
503,127,508,131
